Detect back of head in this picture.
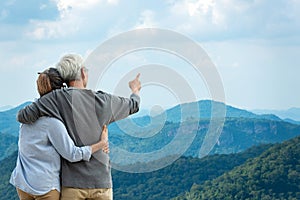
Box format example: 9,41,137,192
56,54,84,83
37,68,64,96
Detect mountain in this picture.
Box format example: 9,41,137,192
253,107,300,122
0,132,18,161
208,117,300,154
108,117,300,165
0,105,13,112
0,144,272,200
0,151,18,199
1,129,299,199
284,118,300,125
1,100,299,199
107,100,297,165
0,101,31,137
2,100,300,163
130,108,151,118
193,101,281,120
174,135,300,200
112,144,272,200
0,102,31,161
131,100,282,125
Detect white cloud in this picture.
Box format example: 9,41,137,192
26,14,81,40
39,4,48,10
5,0,16,6
0,0,299,110
24,0,299,41
25,0,93,40
56,0,101,12
1,0,299,42
163,0,300,41
0,9,8,20
0,53,30,71
9,55,27,66
135,10,158,28
185,0,215,16
26,0,121,40
166,0,226,35
107,0,119,5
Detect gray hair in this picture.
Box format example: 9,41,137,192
56,54,84,82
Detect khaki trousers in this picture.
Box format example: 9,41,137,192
60,187,112,200
16,188,60,200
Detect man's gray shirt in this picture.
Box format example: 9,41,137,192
17,88,140,189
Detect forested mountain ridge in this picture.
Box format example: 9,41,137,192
110,117,300,163
174,135,300,200
2,136,299,199
0,102,31,161
0,151,18,199
0,101,30,137
1,100,299,199
0,132,17,161
112,144,273,200
0,143,273,200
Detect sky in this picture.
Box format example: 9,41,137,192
0,0,299,111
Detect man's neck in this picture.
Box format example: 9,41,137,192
68,80,85,89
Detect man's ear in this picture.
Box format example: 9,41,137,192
81,67,86,80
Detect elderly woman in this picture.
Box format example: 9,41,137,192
10,68,109,200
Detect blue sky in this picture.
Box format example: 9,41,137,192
0,0,299,111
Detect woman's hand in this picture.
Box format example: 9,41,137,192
101,125,109,154
91,125,109,154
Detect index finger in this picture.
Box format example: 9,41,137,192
135,73,140,80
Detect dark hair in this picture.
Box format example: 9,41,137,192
37,68,64,96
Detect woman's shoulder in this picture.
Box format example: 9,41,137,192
37,116,64,127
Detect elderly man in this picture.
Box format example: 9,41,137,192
17,53,141,200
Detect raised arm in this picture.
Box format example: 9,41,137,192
107,73,141,123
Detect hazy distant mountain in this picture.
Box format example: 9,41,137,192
253,107,300,122
0,102,31,160
0,105,13,112
284,118,300,125
125,100,282,128
0,101,31,137
162,100,282,123
130,108,151,118
0,132,18,160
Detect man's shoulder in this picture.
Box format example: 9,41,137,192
79,89,110,97
95,90,108,95
42,88,76,98
46,88,111,101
